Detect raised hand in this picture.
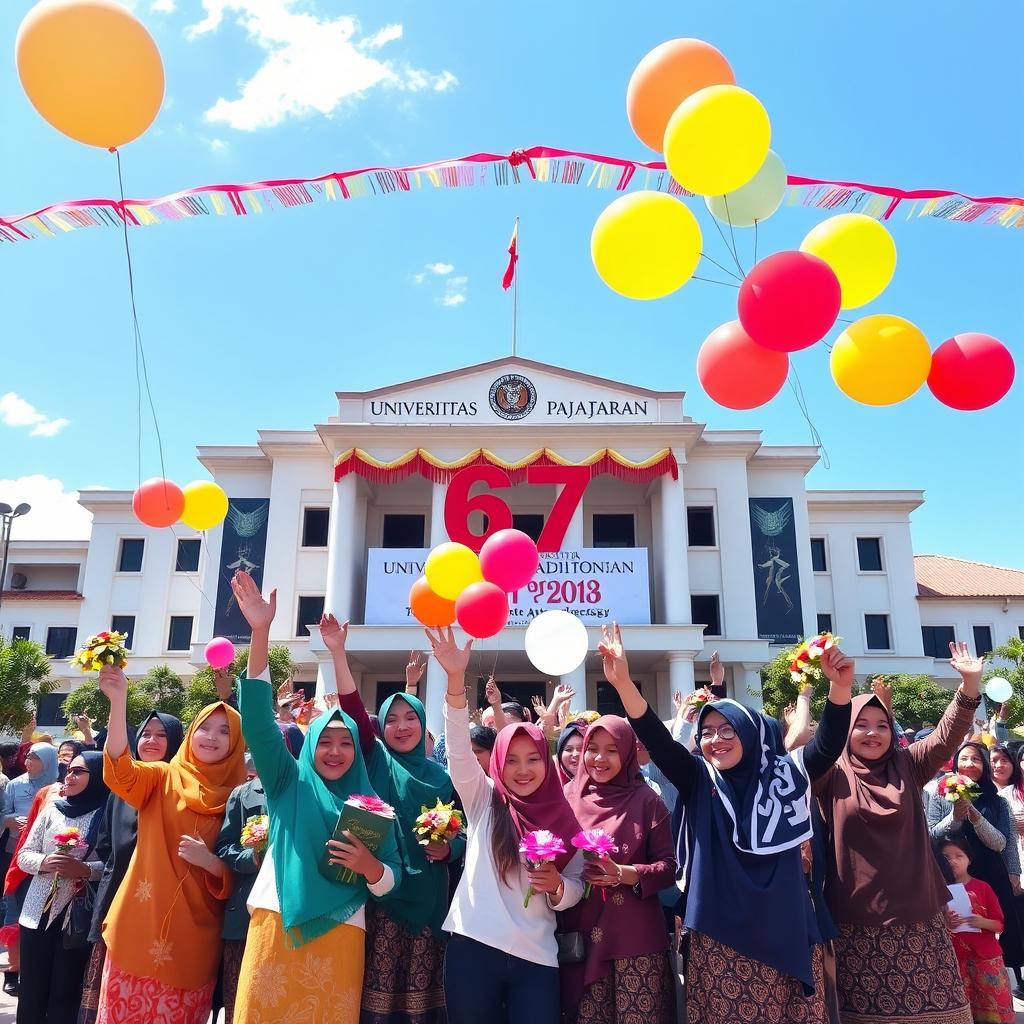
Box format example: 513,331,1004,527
949,641,983,695
230,571,276,632
782,703,797,726
406,650,426,688
531,695,547,718
98,665,128,704
485,676,501,707
709,650,725,688
598,623,631,690
821,646,855,691
213,667,235,702
319,614,349,654
552,683,575,706
672,691,683,712
870,677,893,712
424,626,473,677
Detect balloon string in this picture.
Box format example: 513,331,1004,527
722,196,745,276
167,524,218,613
693,275,740,288
115,149,168,490
753,221,759,266
787,367,831,470
699,253,742,282
708,209,745,279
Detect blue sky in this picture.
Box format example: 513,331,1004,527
1,1,1021,564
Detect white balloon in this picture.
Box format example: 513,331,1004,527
705,149,787,227
524,610,588,677
985,677,1013,703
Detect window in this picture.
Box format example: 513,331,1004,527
817,613,833,635
686,506,716,547
512,514,545,543
175,539,201,573
382,514,425,548
690,594,722,637
167,616,193,652
972,625,994,659
45,626,77,659
1019,626,1024,641
302,508,330,548
922,625,956,658
296,595,326,637
864,614,891,651
596,679,643,718
111,615,136,651
592,514,636,548
811,538,828,573
375,681,405,712
37,693,68,728
117,538,145,573
11,626,30,641
856,537,883,572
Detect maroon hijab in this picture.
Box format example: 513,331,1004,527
489,721,580,872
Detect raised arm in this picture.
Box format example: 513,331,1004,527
784,687,814,751
800,647,854,781
405,651,426,696
320,613,376,757
99,665,164,808
484,677,509,732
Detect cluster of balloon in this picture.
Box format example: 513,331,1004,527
411,530,540,639
132,478,229,531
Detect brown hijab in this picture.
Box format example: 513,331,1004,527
816,694,950,926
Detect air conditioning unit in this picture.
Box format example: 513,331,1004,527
10,573,27,590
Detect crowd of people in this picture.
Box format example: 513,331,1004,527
0,568,1020,1024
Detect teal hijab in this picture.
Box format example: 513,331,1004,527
270,706,400,948
368,692,457,935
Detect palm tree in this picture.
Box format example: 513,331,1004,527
0,635,57,734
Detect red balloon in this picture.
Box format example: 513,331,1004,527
132,477,184,528
697,320,789,409
927,332,1015,411
480,529,540,592
455,582,510,639
738,251,841,352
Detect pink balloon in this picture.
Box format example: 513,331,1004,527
697,320,789,409
479,529,540,592
738,251,841,352
205,636,235,669
928,332,1015,411
455,582,510,639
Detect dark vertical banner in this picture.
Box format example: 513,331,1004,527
213,498,271,643
748,498,803,646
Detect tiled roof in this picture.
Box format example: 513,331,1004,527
915,555,1024,599
0,590,83,601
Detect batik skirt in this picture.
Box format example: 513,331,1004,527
834,915,972,1024
95,954,217,1024
574,951,676,1024
955,952,1015,1024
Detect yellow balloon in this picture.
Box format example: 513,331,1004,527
17,0,164,149
664,85,771,196
830,315,931,406
800,214,897,309
181,480,229,531
591,191,702,300
425,543,483,601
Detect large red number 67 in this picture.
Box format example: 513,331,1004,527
443,464,589,554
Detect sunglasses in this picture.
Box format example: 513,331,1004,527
64,767,90,778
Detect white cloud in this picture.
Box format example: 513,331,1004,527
207,137,229,152
424,262,453,276
0,393,69,438
187,1,458,131
0,476,94,541
412,272,426,285
437,275,468,308
151,0,176,11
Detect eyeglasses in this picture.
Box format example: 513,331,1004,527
64,767,90,778
699,726,737,742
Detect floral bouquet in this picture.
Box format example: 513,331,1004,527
42,827,87,914
571,828,619,900
74,631,129,674
414,799,465,847
688,686,716,710
937,773,982,804
519,829,566,908
240,814,269,855
789,633,842,685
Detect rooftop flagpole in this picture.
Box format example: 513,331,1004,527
502,218,520,355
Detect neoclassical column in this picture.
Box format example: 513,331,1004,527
666,652,696,717
657,463,691,625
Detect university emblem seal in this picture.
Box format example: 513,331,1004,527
488,374,537,421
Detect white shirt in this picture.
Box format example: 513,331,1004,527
247,846,395,930
442,701,584,968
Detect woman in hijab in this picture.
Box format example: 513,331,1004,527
814,641,982,1024
16,750,109,1024
96,664,246,1024
599,624,853,1024
556,721,586,786
318,614,461,1024
428,626,585,1024
928,739,1024,993
229,571,402,1024
77,711,184,1024
561,716,676,1024
57,740,85,782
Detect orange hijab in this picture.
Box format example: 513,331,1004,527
169,702,246,817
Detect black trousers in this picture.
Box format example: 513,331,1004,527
17,908,91,1024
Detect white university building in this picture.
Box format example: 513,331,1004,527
3,358,1023,736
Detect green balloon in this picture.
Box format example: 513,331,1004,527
705,150,787,227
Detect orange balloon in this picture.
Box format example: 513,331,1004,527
17,0,164,149
626,38,735,152
409,576,457,628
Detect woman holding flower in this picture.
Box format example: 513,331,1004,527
16,750,109,1024
599,623,853,1024
229,572,402,1024
428,625,584,1024
560,715,676,1024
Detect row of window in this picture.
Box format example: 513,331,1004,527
117,537,201,574
921,624,1000,659
20,616,197,659
810,536,884,574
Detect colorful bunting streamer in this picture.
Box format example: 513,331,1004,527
3,146,1020,245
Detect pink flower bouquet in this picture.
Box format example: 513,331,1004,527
572,828,619,900
519,829,566,908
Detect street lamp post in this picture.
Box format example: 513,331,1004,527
0,503,31,617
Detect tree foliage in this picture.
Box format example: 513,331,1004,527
182,645,297,724
0,636,58,734
983,636,1024,728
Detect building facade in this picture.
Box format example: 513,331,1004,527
3,358,1021,735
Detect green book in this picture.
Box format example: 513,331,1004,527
319,797,395,885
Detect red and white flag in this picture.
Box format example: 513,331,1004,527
501,220,518,290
